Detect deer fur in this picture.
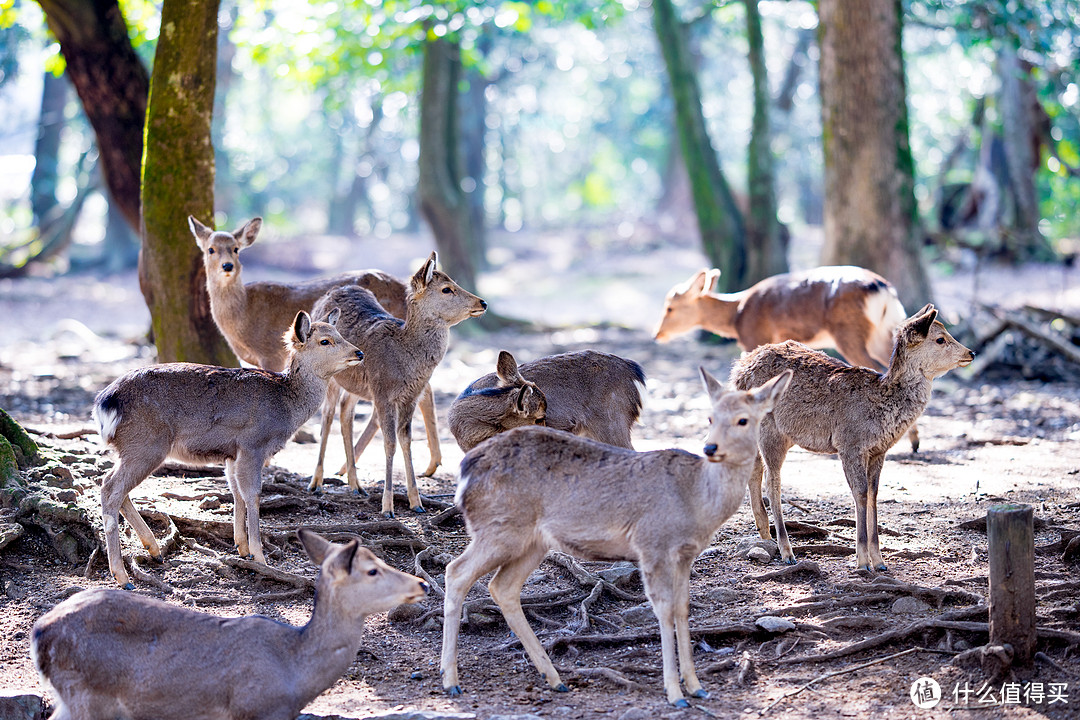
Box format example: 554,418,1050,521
31,529,428,720
447,350,645,451
440,369,792,707
309,252,486,516
91,311,362,588
188,215,443,476
730,304,974,570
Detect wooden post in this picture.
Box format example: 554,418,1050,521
987,504,1036,664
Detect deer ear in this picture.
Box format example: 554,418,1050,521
411,252,438,292
752,369,793,412
327,539,360,580
703,269,722,293
298,528,333,565
908,305,937,339
293,311,312,344
189,216,212,247
234,217,262,248
496,351,522,384
699,366,726,400
326,307,341,326
515,385,532,413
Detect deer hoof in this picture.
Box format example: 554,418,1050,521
875,563,888,572
122,581,135,591
782,557,797,565
149,553,163,563
354,487,369,497
446,685,462,697
554,683,569,693
691,689,709,699
411,505,426,514
382,510,396,519
672,698,691,708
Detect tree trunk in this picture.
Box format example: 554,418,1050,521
651,0,745,291
140,0,235,365
37,0,147,233
30,70,69,228
818,0,931,311
744,0,787,283
417,35,479,292
461,64,489,271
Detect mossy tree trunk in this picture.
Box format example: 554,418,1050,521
818,0,931,311
139,0,236,365
0,408,38,485
744,0,787,284
651,0,745,292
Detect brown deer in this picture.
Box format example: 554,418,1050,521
654,265,921,451
188,215,442,476
440,369,792,707
447,350,645,451
309,252,486,517
92,311,362,588
730,304,974,571
32,530,428,720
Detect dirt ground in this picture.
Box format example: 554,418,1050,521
1,228,1078,720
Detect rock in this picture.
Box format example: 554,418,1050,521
0,695,46,720
736,538,778,558
5,579,28,601
54,489,78,503
704,587,739,603
199,497,222,510
747,547,772,563
0,521,25,551
621,603,657,627
292,428,317,444
300,712,477,720
388,602,427,623
488,715,545,720
618,709,654,720
755,616,796,633
598,561,639,588
891,596,931,614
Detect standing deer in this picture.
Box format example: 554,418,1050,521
92,311,362,588
188,215,442,476
447,350,645,451
309,252,486,517
654,265,921,451
730,305,974,570
440,369,792,707
32,529,428,720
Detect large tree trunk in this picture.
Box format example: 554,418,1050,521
36,0,147,232
651,0,745,292
818,0,931,311
417,35,479,292
744,0,787,283
140,0,235,365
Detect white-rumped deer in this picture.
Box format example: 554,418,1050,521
730,305,974,571
447,350,645,451
309,252,486,517
440,368,792,707
92,311,362,588
32,529,428,720
188,215,443,476
654,265,921,450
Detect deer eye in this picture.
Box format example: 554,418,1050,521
936,337,945,344
320,338,331,345
442,287,453,294
208,248,215,254
737,418,748,426
367,568,378,576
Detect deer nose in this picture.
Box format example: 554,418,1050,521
479,299,488,309
703,443,718,456
222,262,234,272
354,350,364,361
419,580,430,594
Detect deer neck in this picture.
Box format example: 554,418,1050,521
881,346,934,414
280,355,331,428
401,311,451,367
206,274,248,331
294,591,369,705
700,457,753,523
697,292,743,339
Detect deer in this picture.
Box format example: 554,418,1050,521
91,311,362,588
308,252,486,517
655,265,922,452
440,368,793,707
31,529,428,720
188,215,443,477
447,350,645,451
730,304,974,571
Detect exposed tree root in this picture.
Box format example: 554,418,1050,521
569,666,648,692
744,561,823,582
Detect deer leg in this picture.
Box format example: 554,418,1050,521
309,384,342,493
100,453,162,589
672,557,705,699
224,458,249,558
641,560,687,706
487,545,564,692
232,453,266,565
907,422,920,453
338,412,379,476
441,540,513,694
866,453,887,571
397,400,423,513
418,383,442,477
378,404,399,518
760,427,795,563
839,450,873,571
748,455,770,541
338,394,367,495
118,497,161,562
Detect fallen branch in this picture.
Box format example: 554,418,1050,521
428,505,462,526
540,622,759,654
569,666,647,692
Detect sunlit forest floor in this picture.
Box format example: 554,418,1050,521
1,227,1078,719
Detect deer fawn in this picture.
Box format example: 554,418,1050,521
440,369,792,707
309,252,486,517
188,215,443,476
730,304,974,570
92,311,362,588
32,529,428,720
447,350,645,451
655,265,922,451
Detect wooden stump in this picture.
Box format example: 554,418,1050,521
987,504,1036,664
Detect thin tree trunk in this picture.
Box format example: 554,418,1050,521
31,70,68,228
651,0,745,291
140,0,235,365
818,0,931,310
37,0,148,233
744,0,787,283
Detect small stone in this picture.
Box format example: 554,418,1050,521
891,596,931,614
199,497,222,510
755,616,796,633
621,604,657,627
747,547,772,563
488,715,544,720
5,579,27,601
705,587,739,603
54,490,78,503
410,671,423,680
0,694,45,720
618,709,653,720
598,561,639,588
292,428,317,444
736,538,778,558
0,522,25,551
388,602,427,623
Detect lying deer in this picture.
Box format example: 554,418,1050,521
654,265,921,450
447,350,645,451
440,368,792,707
32,529,428,720
309,252,486,517
188,215,442,476
92,311,362,588
730,304,974,570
